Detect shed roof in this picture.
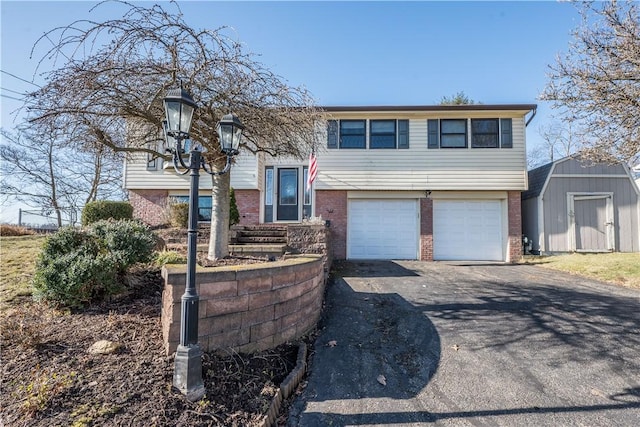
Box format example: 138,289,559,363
522,161,553,200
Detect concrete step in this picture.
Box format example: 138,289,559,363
237,236,287,244
229,244,286,258
238,229,287,237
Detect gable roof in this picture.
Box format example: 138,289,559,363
524,155,640,200
321,104,537,113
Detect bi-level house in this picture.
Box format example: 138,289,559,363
124,104,537,262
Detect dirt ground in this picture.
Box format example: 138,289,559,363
0,268,302,426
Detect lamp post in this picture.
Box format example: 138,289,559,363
163,84,244,401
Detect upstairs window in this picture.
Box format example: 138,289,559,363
340,120,366,149
471,119,499,148
440,119,467,148
328,119,409,149
428,118,513,149
370,120,397,149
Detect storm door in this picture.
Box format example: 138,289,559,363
277,168,299,221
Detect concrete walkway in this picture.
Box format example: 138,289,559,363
288,261,640,426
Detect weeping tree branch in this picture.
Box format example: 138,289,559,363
24,0,324,257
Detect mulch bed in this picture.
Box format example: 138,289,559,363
0,268,303,426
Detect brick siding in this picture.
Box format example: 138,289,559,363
507,190,523,263
129,189,169,227
420,198,434,261
234,189,260,225
314,190,347,259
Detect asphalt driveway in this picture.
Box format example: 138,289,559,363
287,261,640,426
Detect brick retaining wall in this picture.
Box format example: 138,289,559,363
161,255,325,355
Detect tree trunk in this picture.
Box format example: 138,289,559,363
207,171,231,260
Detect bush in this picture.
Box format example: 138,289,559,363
154,250,186,266
169,202,189,228
32,220,157,308
90,219,156,266
230,188,240,227
0,224,36,236
82,201,133,226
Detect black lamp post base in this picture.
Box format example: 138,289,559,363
173,344,205,401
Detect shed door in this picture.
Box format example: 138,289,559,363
571,195,614,252
433,200,503,261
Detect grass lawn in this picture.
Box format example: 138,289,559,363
523,252,640,289
0,235,46,309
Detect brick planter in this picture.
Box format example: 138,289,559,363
161,255,325,355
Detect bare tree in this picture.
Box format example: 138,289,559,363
541,0,640,165
0,123,124,226
528,120,578,168
25,1,324,259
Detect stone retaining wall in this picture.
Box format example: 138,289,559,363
161,255,325,355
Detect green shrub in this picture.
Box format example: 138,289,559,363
230,188,240,227
170,202,189,228
32,227,119,308
89,219,156,266
31,220,157,308
82,201,133,226
154,250,186,266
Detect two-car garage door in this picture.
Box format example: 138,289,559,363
347,198,504,261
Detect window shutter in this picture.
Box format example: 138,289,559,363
398,120,409,149
500,118,513,148
327,120,338,149
428,119,439,149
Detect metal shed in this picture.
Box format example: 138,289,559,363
522,156,640,254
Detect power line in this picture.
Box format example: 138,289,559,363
1,87,26,96
1,94,24,102
0,70,41,88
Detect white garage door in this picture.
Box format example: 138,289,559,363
348,199,418,259
433,200,503,261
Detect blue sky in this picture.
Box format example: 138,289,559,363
1,0,580,223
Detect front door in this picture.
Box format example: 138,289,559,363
277,168,299,221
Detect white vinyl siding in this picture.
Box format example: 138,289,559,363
124,149,259,190
316,116,527,191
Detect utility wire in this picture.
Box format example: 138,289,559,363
0,70,41,88
1,87,27,96
1,94,24,102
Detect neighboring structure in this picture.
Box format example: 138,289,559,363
125,104,537,262
522,156,640,254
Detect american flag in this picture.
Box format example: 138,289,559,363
307,151,318,191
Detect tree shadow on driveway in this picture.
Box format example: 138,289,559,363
288,261,640,426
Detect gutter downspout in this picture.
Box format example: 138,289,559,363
525,106,537,127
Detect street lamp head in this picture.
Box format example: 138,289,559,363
217,113,244,155
163,85,198,143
